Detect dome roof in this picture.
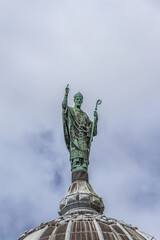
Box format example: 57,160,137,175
18,212,150,240
18,180,155,240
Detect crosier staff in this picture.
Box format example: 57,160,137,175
88,99,102,159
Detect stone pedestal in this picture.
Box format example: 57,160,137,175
58,180,104,216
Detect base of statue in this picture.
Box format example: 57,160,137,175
72,170,88,182
58,179,104,215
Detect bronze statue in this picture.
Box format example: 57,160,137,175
62,84,101,173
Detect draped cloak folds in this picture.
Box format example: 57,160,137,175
62,106,97,162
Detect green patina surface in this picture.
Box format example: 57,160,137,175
62,85,101,172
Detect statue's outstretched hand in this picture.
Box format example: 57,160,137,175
65,84,70,96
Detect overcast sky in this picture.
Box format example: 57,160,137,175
0,0,160,240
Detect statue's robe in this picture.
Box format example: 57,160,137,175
62,106,97,168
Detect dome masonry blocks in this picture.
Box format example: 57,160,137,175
18,180,152,240
18,213,149,240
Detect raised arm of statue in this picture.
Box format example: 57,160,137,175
62,84,69,109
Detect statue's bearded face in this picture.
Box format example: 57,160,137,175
74,96,83,108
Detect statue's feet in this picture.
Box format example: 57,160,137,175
71,158,88,171
82,162,88,170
